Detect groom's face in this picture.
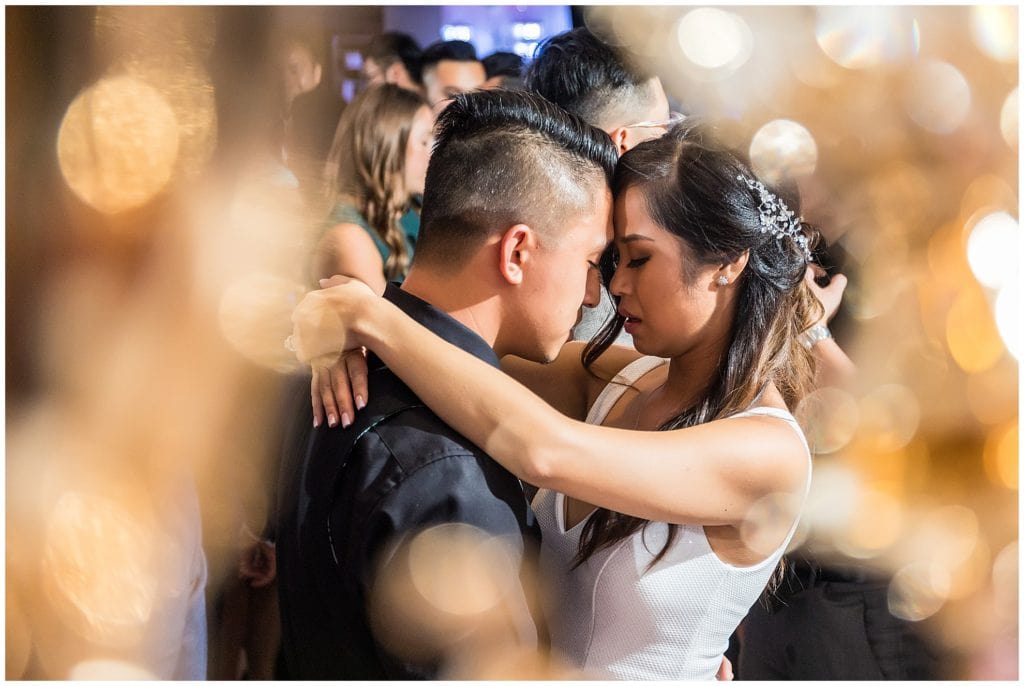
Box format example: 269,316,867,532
513,188,614,363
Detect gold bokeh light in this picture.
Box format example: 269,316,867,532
903,60,971,134
1000,87,1018,148
983,421,1018,490
57,75,180,215
675,8,752,73
795,387,860,454
857,384,921,453
835,488,904,559
749,119,818,185
991,540,1018,627
408,524,519,617
966,211,1018,290
887,561,950,622
968,5,1019,63
946,287,1005,373
815,6,917,70
218,274,307,374
42,491,161,648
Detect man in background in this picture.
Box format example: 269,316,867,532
482,50,525,90
279,32,345,193
362,31,422,94
419,40,486,114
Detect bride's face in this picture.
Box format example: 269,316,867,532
609,186,736,359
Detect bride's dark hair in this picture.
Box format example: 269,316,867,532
576,120,822,569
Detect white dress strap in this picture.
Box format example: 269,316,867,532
584,356,667,425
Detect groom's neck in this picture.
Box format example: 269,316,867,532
400,266,506,355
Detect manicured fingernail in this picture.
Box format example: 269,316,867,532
355,395,365,410
313,417,320,429
328,413,337,428
341,412,352,429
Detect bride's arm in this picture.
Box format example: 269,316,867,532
292,283,808,527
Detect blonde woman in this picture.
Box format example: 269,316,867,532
315,84,433,291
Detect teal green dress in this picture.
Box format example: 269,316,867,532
324,199,421,283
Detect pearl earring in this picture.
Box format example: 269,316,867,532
716,275,729,286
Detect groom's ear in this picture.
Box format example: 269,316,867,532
497,224,537,286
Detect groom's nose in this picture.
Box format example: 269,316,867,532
582,267,602,308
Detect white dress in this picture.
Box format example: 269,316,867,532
534,356,811,680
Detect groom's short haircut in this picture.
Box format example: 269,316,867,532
415,89,617,269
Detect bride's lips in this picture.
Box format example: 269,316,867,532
620,308,641,334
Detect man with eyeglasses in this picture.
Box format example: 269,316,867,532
525,27,683,343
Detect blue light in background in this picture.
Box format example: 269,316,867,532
512,22,542,41
441,24,473,42
383,6,572,62
513,41,537,58
345,51,363,70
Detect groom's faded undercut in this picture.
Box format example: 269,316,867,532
413,88,617,269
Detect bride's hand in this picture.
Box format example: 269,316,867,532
290,275,376,365
291,276,376,428
311,348,368,429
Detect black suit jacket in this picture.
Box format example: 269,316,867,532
276,285,540,679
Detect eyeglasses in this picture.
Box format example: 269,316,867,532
624,111,686,130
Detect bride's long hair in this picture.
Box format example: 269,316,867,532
577,120,821,570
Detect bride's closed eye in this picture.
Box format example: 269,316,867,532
626,256,650,268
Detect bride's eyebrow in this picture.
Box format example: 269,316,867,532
619,234,655,244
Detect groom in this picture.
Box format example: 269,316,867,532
276,89,617,679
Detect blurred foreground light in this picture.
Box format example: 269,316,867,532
966,211,1018,289
68,659,156,680
887,561,950,622
946,288,1005,373
218,274,306,374
800,462,861,534
994,283,1019,359
122,61,217,183
6,588,31,679
835,489,904,559
857,385,921,452
449,645,582,680
966,363,1019,425
794,387,859,454
926,506,981,569
959,174,1019,225
944,537,993,603
370,523,527,666
43,492,159,648
815,6,917,69
57,76,179,215
1001,88,1018,148
991,540,1018,625
409,524,519,616
676,8,752,73
904,60,971,134
749,119,818,185
983,421,1018,490
739,492,803,557
969,6,1019,63
95,6,216,63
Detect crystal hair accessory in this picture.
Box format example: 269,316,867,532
736,174,812,261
